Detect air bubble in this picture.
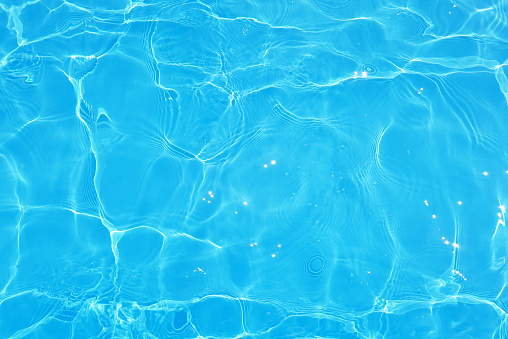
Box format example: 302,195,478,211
362,64,378,75
384,216,401,233
492,256,507,270
305,255,325,278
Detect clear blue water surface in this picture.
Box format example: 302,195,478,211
1,0,508,338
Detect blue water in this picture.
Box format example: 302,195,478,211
1,0,508,338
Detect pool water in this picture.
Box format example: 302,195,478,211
1,0,508,338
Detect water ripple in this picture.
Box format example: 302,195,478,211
1,0,508,337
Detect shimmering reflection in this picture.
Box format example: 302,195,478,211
0,0,507,338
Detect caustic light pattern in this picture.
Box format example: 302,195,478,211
1,0,508,338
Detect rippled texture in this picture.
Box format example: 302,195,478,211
1,0,508,338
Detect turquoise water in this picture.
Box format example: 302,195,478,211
1,0,508,338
